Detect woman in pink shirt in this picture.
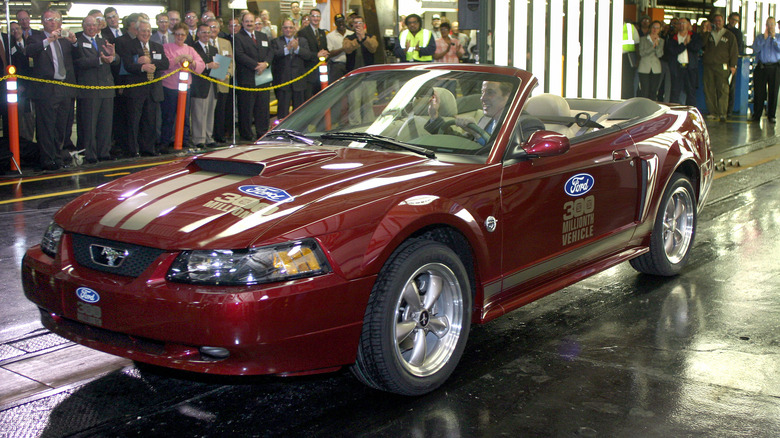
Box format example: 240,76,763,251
159,23,205,149
433,22,465,63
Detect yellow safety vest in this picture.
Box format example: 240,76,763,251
400,29,433,61
623,23,636,53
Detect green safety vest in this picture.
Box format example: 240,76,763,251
623,23,636,52
400,29,433,61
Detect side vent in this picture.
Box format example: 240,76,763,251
193,159,265,176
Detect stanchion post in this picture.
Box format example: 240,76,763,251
6,65,21,172
319,58,331,130
174,61,190,151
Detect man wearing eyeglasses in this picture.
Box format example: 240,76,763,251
151,13,173,45
167,10,182,33
234,12,274,140
119,20,169,157
184,11,198,45
101,7,122,43
26,9,81,171
272,19,312,119
297,8,329,99
393,14,435,62
16,10,43,42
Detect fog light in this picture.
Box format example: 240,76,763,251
199,346,230,359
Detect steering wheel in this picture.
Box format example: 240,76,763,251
435,120,491,143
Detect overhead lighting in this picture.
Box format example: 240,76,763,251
713,0,727,7
228,0,248,9
67,3,166,18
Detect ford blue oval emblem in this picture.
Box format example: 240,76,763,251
564,173,595,196
238,185,295,203
76,287,100,303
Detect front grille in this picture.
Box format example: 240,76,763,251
72,234,166,277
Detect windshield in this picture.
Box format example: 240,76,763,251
275,70,520,161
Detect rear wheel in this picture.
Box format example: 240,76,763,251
630,173,697,276
351,239,471,395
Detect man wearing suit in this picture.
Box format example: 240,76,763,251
17,10,43,42
426,81,510,146
207,18,234,143
190,24,219,148
8,21,36,148
184,11,198,45
26,9,81,170
151,13,173,45
73,15,119,163
297,8,329,99
101,7,122,43
272,20,313,120
111,13,140,157
118,20,169,156
234,12,273,141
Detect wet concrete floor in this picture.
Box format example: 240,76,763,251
1,118,780,436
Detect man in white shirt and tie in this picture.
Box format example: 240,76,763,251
151,13,173,45
425,80,511,146
101,7,122,43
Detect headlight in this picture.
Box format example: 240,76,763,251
167,239,331,285
41,223,64,258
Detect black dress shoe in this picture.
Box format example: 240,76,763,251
40,162,61,171
206,142,218,148
750,116,761,122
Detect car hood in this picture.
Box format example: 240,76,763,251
55,144,454,250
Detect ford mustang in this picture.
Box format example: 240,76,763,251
22,64,713,395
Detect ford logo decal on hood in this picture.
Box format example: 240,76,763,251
76,287,100,303
564,173,594,196
238,185,295,203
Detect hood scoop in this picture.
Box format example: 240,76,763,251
192,158,265,177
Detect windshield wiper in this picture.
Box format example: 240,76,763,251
263,129,321,146
319,132,436,159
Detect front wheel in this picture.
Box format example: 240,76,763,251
351,239,472,395
630,173,697,276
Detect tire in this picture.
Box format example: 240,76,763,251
630,173,697,276
351,239,472,395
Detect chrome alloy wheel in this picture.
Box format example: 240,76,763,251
662,185,695,264
393,263,465,377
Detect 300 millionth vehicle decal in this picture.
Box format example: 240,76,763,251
562,172,596,245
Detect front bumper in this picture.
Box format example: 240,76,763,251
22,235,375,375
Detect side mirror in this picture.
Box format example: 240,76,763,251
509,130,570,160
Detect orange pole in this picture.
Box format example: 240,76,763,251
174,61,190,151
319,59,331,130
6,65,21,172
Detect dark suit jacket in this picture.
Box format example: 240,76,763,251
101,27,121,44
190,41,216,98
112,33,136,83
666,31,703,71
271,36,312,92
25,32,80,99
297,25,327,83
233,30,273,88
73,33,118,99
119,38,168,101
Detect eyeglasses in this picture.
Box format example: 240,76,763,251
352,21,364,25
44,17,62,22
105,14,117,19
158,20,169,24
95,17,105,21
209,25,218,28
174,33,187,37
310,15,321,18
185,15,197,20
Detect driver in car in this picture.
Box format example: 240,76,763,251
425,80,511,145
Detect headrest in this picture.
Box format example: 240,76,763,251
525,93,571,118
433,87,457,118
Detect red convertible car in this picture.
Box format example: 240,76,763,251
22,64,713,395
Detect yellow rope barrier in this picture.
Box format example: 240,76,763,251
0,61,324,92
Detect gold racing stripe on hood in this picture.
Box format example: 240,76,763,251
98,172,241,229
203,146,303,161
118,174,248,230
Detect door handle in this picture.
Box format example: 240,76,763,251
612,149,631,161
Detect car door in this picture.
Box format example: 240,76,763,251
491,127,641,304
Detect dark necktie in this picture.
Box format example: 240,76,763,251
251,32,257,45
161,34,167,44
54,40,66,80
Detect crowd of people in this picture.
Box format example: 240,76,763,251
1,3,381,172
624,11,780,123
